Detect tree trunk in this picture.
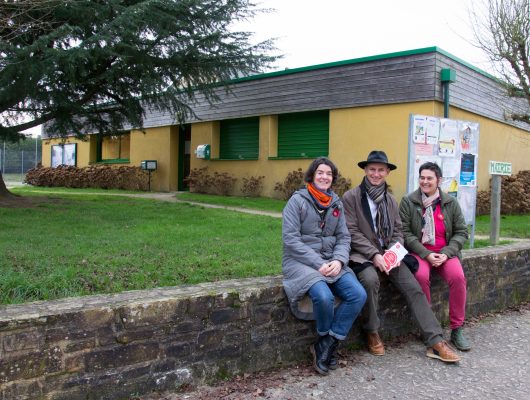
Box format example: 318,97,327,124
0,171,15,198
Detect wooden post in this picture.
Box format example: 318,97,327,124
490,174,501,245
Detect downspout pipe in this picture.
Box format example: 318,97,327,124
443,82,450,117
440,68,456,118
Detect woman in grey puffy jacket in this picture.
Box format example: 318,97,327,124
282,157,366,375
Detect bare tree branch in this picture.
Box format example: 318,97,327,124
470,0,530,123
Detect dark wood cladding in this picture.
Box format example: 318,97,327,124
128,50,530,133
143,53,438,127
435,54,529,130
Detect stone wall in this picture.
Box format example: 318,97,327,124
1,242,529,400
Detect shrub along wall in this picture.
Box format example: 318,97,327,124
1,242,529,400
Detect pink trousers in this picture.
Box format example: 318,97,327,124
412,254,467,329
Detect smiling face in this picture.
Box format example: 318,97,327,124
364,163,390,186
313,163,333,191
419,169,441,196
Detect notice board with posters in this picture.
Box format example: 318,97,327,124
406,115,480,230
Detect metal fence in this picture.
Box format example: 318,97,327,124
0,147,42,181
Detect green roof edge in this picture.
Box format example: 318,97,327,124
231,46,496,83
433,47,497,80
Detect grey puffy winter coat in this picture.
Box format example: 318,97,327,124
282,188,353,320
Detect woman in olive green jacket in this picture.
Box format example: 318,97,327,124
399,162,470,351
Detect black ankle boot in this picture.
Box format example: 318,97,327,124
310,335,338,375
327,337,340,370
328,346,339,370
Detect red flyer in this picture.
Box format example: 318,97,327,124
383,242,408,272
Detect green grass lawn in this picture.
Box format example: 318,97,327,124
465,239,513,249
2,189,528,305
474,214,530,238
176,192,286,213
0,192,282,305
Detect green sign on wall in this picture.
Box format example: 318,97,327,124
488,161,512,176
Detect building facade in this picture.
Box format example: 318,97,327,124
42,47,530,199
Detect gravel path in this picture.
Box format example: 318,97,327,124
7,189,284,217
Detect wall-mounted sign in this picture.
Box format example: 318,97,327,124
488,161,512,176
195,144,210,160
140,160,157,171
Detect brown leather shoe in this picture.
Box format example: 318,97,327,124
426,341,461,363
367,332,385,356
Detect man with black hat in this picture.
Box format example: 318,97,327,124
342,150,461,363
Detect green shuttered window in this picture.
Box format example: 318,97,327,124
278,111,329,158
220,117,259,159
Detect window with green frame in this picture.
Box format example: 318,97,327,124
278,110,329,158
219,117,259,159
96,132,130,163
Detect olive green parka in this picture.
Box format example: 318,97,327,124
399,188,468,261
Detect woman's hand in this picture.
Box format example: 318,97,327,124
426,252,447,267
319,260,343,277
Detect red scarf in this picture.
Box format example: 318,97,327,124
307,183,332,208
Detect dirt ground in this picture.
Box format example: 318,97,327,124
0,192,64,208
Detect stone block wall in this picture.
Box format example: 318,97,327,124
1,242,529,399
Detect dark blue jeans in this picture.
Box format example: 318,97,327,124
308,272,367,340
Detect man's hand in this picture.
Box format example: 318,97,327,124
372,254,389,275
426,253,447,267
319,260,343,277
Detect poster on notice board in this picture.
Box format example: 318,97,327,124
407,115,479,225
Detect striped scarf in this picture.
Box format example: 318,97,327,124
363,177,391,247
421,189,440,245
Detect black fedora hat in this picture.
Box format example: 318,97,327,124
357,150,397,170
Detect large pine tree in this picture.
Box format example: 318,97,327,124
0,0,277,196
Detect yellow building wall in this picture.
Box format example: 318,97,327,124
129,126,179,192
41,137,93,167
42,128,179,192
191,101,530,200
191,102,443,199
190,119,316,198
444,107,530,194
328,101,452,199
42,101,529,198
326,102,530,199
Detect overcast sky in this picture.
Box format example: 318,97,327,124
23,0,493,137
241,0,492,73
